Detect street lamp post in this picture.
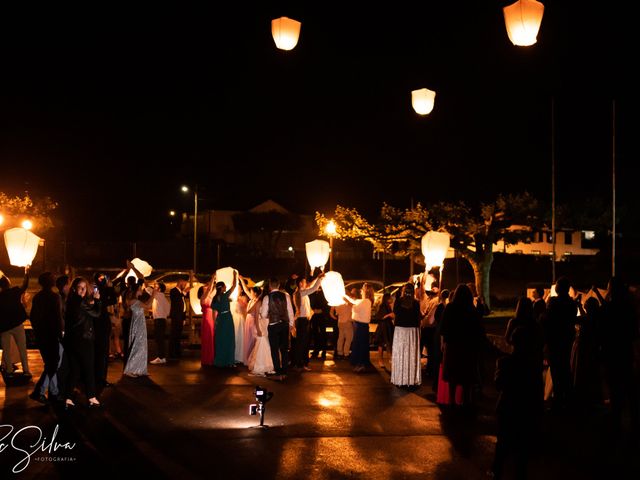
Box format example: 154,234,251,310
325,220,337,271
182,185,198,279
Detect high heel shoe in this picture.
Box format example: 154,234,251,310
64,400,76,411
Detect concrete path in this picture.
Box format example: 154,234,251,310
1,346,639,479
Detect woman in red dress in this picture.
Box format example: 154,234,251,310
200,274,217,366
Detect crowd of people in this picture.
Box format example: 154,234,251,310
490,277,640,479
1,264,639,474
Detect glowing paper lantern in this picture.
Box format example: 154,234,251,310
421,231,450,271
321,271,346,306
216,266,239,301
271,16,301,51
4,227,41,267
189,282,205,315
503,0,544,47
305,239,330,271
125,258,153,282
412,88,436,115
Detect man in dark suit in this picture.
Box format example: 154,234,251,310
29,272,64,403
169,275,190,359
94,272,117,389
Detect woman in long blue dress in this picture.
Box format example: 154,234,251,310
213,270,238,367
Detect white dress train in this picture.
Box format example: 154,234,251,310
248,315,274,376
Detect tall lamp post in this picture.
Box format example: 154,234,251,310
182,185,198,280
325,220,337,271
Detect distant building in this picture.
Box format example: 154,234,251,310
494,227,599,260
183,199,316,258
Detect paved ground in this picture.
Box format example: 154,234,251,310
1,338,639,479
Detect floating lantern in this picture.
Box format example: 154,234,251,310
305,239,330,271
322,271,346,306
503,0,544,47
271,16,302,51
412,88,436,115
421,231,450,271
4,227,41,267
216,266,239,301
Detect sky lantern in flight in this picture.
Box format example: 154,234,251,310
503,0,545,46
411,88,436,115
271,16,302,51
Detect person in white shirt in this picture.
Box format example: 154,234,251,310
150,283,170,364
344,283,374,372
331,288,356,359
292,269,325,371
259,278,295,380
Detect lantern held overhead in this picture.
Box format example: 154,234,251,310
503,0,544,47
421,231,450,271
321,271,346,306
216,266,240,301
412,88,436,115
305,239,330,271
271,16,302,51
4,227,41,267
189,282,206,315
125,257,154,283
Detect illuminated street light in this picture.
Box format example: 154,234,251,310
22,219,33,230
169,210,176,217
325,220,337,271
181,185,189,193
0,214,4,226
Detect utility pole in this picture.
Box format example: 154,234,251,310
193,185,198,278
551,97,557,284
612,100,616,277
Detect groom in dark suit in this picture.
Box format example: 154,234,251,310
168,275,190,358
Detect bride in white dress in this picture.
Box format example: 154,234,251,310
247,292,274,376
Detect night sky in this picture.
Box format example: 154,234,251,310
0,1,637,240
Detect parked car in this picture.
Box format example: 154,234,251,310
144,271,210,292
373,282,407,315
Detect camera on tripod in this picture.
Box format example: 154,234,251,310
249,386,273,427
